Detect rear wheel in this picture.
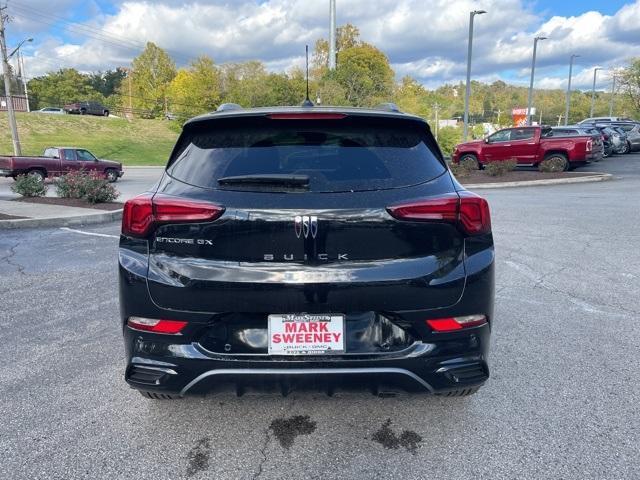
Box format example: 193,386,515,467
436,386,481,397
103,110,110,117
139,390,178,400
27,169,45,182
544,153,569,172
622,142,631,154
459,153,481,170
80,108,86,115
105,169,118,183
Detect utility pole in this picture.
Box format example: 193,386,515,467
433,103,440,141
0,5,22,155
328,0,336,70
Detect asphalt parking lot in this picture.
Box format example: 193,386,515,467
1,156,639,479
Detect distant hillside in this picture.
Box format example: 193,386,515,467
0,113,179,165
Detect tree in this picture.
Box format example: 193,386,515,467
168,56,221,118
89,69,127,97
333,43,394,106
130,42,176,116
27,68,101,109
619,58,640,115
312,23,361,75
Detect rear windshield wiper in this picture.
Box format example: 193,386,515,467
217,174,310,187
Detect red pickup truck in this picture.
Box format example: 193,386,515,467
0,147,123,183
452,126,601,170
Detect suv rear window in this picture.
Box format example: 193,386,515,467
167,118,445,193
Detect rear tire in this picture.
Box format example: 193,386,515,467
80,108,86,115
436,386,481,397
544,153,569,172
104,110,110,117
623,142,631,154
139,390,178,400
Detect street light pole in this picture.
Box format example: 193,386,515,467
609,73,617,117
590,67,603,118
328,0,336,70
9,37,33,112
564,54,579,125
526,36,546,126
0,6,21,156
463,9,486,142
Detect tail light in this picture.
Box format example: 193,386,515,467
387,192,491,235
426,315,487,332
586,139,593,152
127,316,188,334
122,193,225,237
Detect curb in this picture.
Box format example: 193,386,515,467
0,209,123,230
463,173,612,189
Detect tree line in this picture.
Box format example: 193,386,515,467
17,24,640,133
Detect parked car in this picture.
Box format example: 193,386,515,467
0,147,123,182
549,126,605,160
452,126,598,170
119,104,495,399
584,125,626,156
610,126,631,154
612,122,640,152
64,101,110,117
578,116,636,124
34,107,65,115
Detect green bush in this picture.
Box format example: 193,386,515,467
83,173,119,204
54,170,88,198
485,159,517,177
460,157,479,171
538,157,566,173
54,170,119,204
11,174,48,197
449,162,471,178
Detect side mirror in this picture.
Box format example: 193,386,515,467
484,138,489,144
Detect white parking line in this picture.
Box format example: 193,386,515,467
59,227,119,239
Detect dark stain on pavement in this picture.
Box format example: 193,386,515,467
186,437,211,477
269,415,317,449
372,419,422,454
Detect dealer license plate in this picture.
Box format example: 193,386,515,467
268,314,345,355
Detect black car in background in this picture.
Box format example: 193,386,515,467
119,104,495,399
64,101,110,116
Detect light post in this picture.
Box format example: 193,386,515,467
9,37,33,112
526,36,546,126
462,9,486,141
564,54,579,125
590,67,604,118
609,72,617,117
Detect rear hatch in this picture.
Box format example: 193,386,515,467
144,114,468,313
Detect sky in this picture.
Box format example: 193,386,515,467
5,0,640,92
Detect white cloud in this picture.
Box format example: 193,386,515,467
14,0,640,91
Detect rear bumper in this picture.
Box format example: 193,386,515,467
0,168,15,177
123,326,491,395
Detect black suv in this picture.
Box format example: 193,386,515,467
119,104,495,398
